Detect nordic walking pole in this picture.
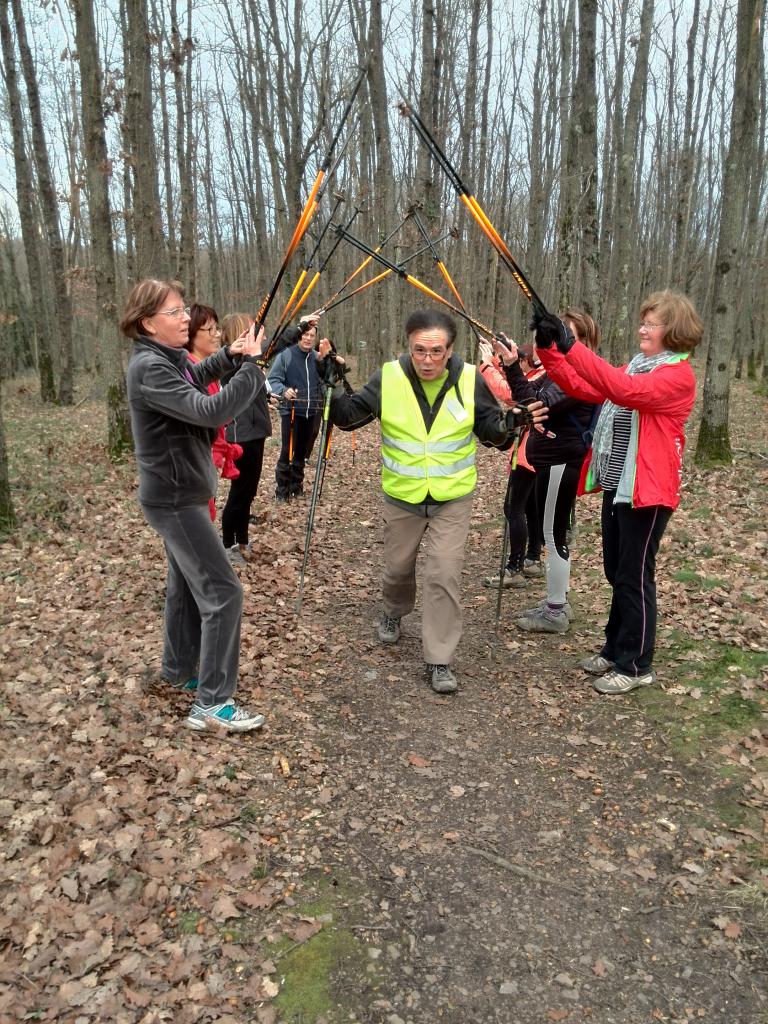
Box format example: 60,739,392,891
296,375,335,613
411,207,483,357
398,101,549,318
273,191,347,336
323,229,455,313
493,519,510,653
334,223,498,339
255,68,366,357
318,211,415,312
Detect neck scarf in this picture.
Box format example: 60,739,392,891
591,350,679,484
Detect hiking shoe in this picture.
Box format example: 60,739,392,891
427,663,458,694
186,699,266,732
275,490,290,503
517,604,570,633
578,654,615,676
377,614,401,644
226,544,247,567
593,669,656,695
523,558,543,577
169,676,198,692
522,599,573,622
483,567,526,589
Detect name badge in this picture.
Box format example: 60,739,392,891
445,397,468,422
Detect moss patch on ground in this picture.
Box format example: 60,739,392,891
272,873,374,1024
640,636,767,756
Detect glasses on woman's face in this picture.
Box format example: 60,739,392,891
639,321,665,332
200,324,220,335
158,306,191,318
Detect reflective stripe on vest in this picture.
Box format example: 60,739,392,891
380,360,477,503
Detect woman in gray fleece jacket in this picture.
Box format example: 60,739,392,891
122,278,266,733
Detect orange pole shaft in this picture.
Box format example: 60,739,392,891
277,269,308,327
289,270,322,321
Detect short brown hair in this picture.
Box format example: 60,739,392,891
220,312,251,348
640,290,703,353
562,307,600,351
120,278,179,339
186,303,219,350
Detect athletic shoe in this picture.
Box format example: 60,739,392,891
377,613,401,644
169,676,198,692
517,604,570,634
521,599,573,622
483,567,526,589
186,699,266,732
426,663,458,694
592,669,656,695
578,654,615,675
227,544,247,567
523,558,543,577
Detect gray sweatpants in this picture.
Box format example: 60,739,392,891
142,502,243,707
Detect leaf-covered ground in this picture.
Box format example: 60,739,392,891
1,372,766,1024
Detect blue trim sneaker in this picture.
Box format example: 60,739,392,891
593,669,656,695
186,699,266,732
170,677,199,692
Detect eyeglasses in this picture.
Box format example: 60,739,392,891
411,346,447,360
201,324,220,335
639,321,665,331
158,306,191,318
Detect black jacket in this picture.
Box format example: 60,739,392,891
504,361,596,467
127,337,266,507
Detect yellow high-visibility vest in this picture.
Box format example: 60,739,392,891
380,360,477,503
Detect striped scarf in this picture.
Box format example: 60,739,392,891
591,350,679,485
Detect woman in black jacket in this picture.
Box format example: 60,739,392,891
122,278,267,733
219,312,273,565
495,308,600,634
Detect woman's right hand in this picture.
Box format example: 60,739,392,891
237,323,265,357
494,334,519,365
284,387,298,401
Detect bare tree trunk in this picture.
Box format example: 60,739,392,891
575,0,599,315
123,0,168,279
696,0,764,464
606,0,654,360
0,0,56,402
72,0,133,457
0,356,14,533
10,0,75,404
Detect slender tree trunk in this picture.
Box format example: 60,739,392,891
696,0,764,464
0,356,14,533
0,0,56,402
607,0,654,361
575,0,599,315
11,0,75,404
72,0,133,457
123,0,168,279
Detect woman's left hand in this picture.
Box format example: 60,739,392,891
317,337,332,359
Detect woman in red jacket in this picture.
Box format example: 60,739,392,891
533,290,703,694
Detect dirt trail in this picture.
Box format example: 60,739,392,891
1,379,766,1024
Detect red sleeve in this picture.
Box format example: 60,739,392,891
537,346,606,403
478,360,512,404
561,342,695,414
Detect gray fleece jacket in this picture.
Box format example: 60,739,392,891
127,337,266,507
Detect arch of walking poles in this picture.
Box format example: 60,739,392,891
250,72,554,616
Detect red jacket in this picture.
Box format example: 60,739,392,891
538,343,696,510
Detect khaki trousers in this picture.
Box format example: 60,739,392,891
382,493,474,665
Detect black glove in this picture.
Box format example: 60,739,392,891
529,312,575,353
505,406,535,431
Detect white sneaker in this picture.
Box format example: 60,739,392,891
593,670,656,695
186,699,265,732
